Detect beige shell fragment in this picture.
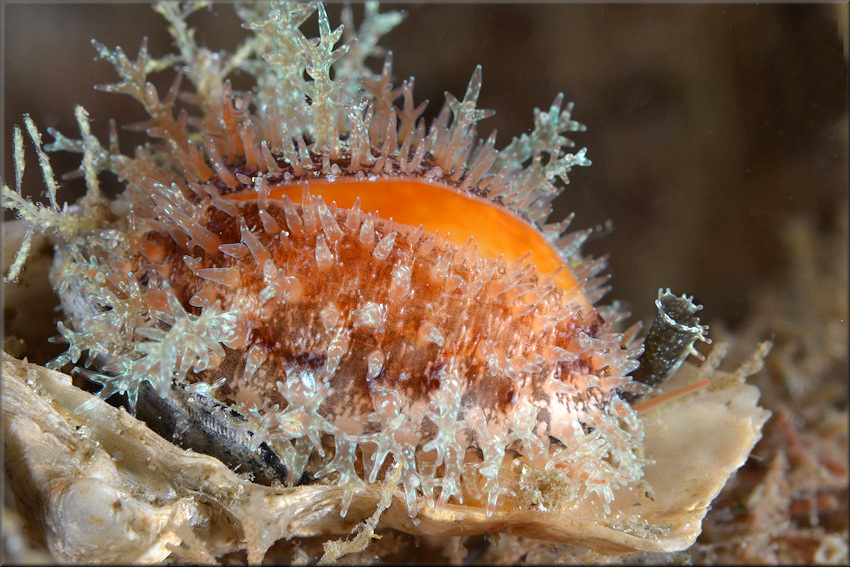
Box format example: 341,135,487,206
2,342,769,563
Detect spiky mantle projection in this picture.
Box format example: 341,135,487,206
3,1,653,519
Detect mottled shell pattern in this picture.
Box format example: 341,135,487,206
5,1,674,521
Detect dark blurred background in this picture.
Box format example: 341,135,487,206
3,3,847,334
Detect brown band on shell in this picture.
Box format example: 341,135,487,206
626,289,709,398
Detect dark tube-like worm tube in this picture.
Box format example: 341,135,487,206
627,289,710,397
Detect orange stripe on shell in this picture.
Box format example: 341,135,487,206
225,177,593,316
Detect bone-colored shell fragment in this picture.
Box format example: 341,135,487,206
1,345,769,562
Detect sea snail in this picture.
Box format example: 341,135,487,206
4,1,713,529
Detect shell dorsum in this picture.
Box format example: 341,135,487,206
2,1,770,562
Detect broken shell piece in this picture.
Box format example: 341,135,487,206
133,379,290,486
2,344,769,563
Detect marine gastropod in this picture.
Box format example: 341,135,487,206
2,2,770,562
